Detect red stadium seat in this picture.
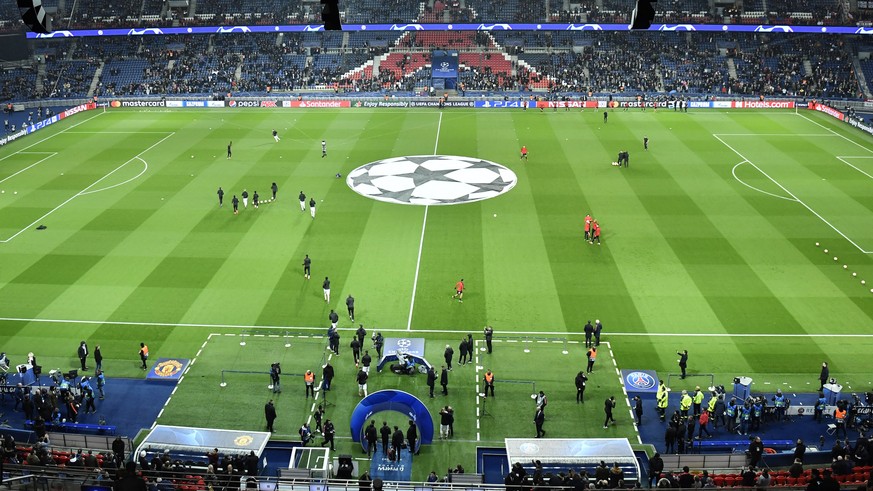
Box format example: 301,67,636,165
714,477,725,487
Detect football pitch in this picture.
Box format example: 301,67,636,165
1,106,873,477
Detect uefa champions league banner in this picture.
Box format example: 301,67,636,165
25,23,873,38
431,50,459,79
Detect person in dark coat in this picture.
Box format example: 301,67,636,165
407,420,418,456
458,338,468,366
77,341,88,371
426,367,436,398
364,421,378,456
649,453,664,487
748,437,764,468
575,371,588,403
819,362,829,391
391,426,404,461
440,366,449,395
443,345,453,370
264,400,276,432
380,422,391,454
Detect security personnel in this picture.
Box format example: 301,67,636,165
725,398,737,433
586,347,597,373
657,389,669,421
814,392,827,423
773,390,786,421
707,392,718,415
692,387,704,417
483,370,495,398
656,380,668,401
304,370,315,399
751,398,763,430
679,390,692,417
834,405,847,438
739,403,751,435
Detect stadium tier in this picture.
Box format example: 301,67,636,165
1,28,872,102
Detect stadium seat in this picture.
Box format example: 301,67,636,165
714,477,725,486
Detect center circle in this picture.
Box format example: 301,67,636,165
346,155,518,206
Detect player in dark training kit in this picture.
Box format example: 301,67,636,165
227,141,232,159
299,191,306,211
232,195,239,215
253,191,259,209
321,140,327,158
272,129,280,142
271,182,278,200
644,136,649,150
217,187,224,207
303,255,311,279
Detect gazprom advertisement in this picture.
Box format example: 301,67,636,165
25,23,873,39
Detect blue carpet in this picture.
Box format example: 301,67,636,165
369,447,413,481
638,391,855,456
0,378,174,439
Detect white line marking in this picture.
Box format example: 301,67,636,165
714,134,872,254
406,209,426,333
157,408,164,419
405,113,443,331
0,132,173,243
65,131,176,134
0,112,104,163
714,133,837,137
835,156,873,180
796,112,873,154
731,161,797,201
0,153,57,185
5,315,873,337
79,156,149,196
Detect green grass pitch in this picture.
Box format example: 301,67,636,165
1,106,873,479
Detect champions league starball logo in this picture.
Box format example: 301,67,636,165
347,156,518,206
625,371,657,391
396,339,413,349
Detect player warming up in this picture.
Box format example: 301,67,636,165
321,140,327,158
299,191,306,211
451,279,465,303
520,145,528,161
227,141,232,159
303,254,311,279
273,129,280,142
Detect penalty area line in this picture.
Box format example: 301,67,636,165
714,133,872,254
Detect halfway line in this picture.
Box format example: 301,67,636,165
406,112,442,331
